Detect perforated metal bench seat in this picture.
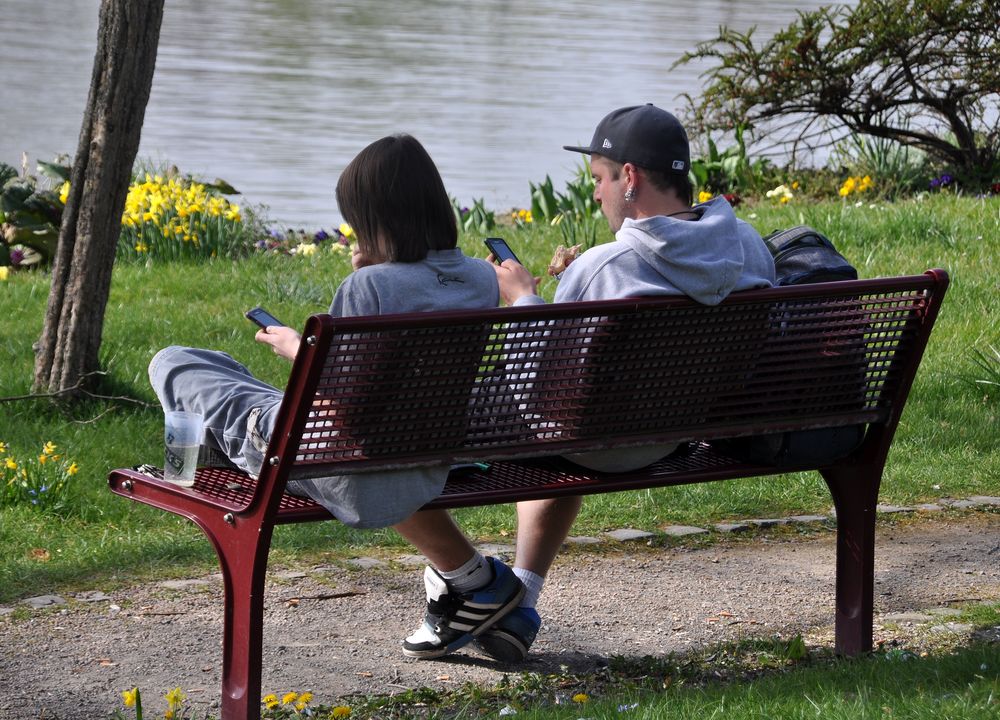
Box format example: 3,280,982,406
113,439,846,523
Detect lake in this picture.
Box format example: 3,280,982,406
2,0,854,229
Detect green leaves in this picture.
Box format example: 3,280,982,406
1,161,66,267
677,0,1000,189
529,161,601,225
37,160,71,182
453,197,496,234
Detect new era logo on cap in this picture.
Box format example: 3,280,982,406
672,160,685,171
602,138,613,149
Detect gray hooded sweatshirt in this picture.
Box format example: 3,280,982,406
533,196,775,306
513,196,775,471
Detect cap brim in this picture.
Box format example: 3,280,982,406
563,145,594,154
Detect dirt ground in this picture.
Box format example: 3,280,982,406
1,513,998,719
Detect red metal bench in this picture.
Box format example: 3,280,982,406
109,269,948,720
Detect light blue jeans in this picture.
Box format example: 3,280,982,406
148,346,446,528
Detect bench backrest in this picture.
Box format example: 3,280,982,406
259,271,948,487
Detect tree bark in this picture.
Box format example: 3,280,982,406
33,0,164,397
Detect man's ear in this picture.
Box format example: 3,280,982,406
622,162,640,188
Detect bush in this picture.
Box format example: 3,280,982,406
1,158,266,271
678,0,1000,190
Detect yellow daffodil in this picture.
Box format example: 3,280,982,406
0,266,9,281
263,693,279,709
38,454,47,465
164,710,175,720
224,204,241,222
207,196,226,216
59,181,70,204
572,693,590,703
331,706,351,718
5,457,17,470
122,688,138,708
42,442,57,455
339,223,354,238
135,242,149,253
0,442,7,453
67,462,79,475
698,190,713,203
766,184,794,203
282,691,299,705
839,175,874,197
165,686,185,709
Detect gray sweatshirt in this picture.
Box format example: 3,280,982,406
513,196,775,472
331,247,499,316
531,196,775,306
288,248,499,528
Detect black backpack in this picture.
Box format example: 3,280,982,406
765,225,857,285
713,226,865,467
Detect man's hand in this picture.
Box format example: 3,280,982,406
255,325,302,361
493,259,539,306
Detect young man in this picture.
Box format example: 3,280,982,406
478,104,776,662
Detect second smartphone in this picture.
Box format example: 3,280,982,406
484,237,520,265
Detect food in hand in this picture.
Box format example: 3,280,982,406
548,244,581,276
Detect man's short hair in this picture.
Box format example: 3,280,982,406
604,159,694,206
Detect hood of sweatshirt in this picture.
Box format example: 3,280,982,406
617,196,774,304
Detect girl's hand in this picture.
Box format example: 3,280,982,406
493,259,540,305
351,246,378,271
255,325,302,361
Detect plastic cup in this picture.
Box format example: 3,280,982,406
164,411,204,486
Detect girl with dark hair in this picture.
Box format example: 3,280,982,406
149,134,524,660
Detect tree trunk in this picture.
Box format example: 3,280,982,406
33,0,164,397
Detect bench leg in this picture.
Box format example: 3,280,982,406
821,464,880,656
198,519,273,720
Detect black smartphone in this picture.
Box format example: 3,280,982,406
484,237,520,265
245,306,286,329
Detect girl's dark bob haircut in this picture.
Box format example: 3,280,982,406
336,134,457,263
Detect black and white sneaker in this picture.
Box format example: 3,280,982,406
402,557,525,659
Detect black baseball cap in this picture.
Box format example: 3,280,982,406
563,104,690,175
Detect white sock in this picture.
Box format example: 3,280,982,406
513,567,545,609
438,552,492,593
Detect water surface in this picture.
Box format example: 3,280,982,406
2,0,853,228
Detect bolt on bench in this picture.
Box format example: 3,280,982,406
109,269,948,720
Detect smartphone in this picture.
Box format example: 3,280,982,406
245,306,286,329
484,237,520,265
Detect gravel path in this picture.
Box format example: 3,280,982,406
1,513,998,719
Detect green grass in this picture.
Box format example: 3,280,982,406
0,193,998,604
509,643,1000,720
304,602,1000,718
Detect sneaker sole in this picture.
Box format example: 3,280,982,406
401,584,525,660
475,628,530,663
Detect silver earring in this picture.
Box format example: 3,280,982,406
624,187,636,203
